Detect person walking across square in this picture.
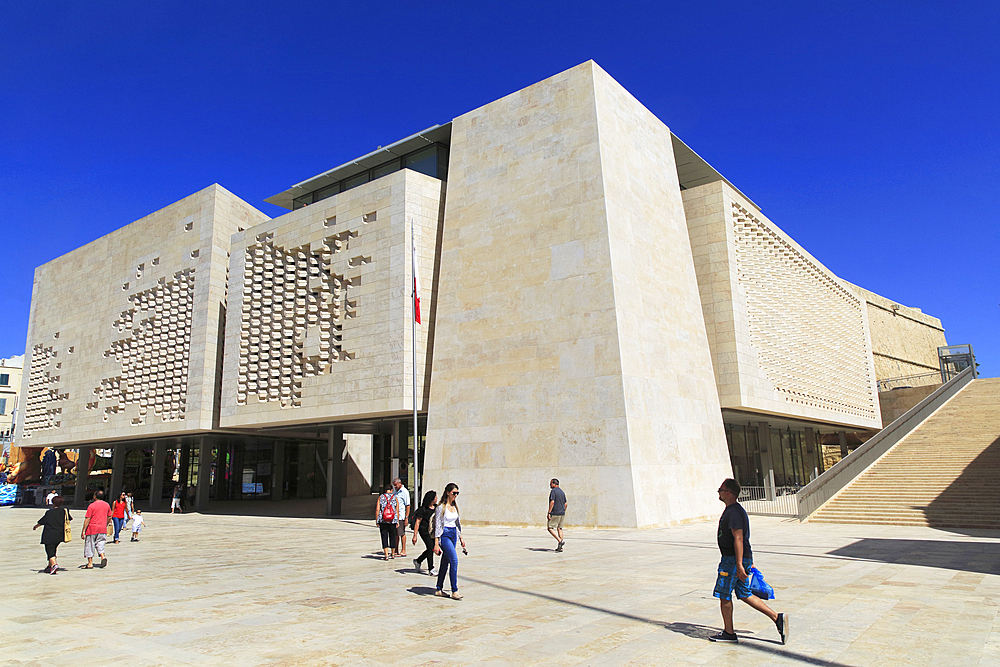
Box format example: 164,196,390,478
131,509,146,541
81,490,111,569
392,477,410,558
111,492,128,543
170,485,183,514
411,490,437,575
710,478,788,644
376,484,401,560
433,483,466,599
547,478,567,552
33,495,71,574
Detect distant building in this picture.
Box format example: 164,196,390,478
1,355,23,458
16,61,947,526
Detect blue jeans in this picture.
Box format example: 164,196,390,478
436,527,459,592
112,517,125,541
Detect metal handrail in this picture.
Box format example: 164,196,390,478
796,365,975,520
876,372,940,392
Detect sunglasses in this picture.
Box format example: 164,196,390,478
452,491,460,495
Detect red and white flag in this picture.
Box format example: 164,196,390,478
412,235,422,324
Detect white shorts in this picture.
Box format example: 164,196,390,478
171,498,181,508
84,534,107,558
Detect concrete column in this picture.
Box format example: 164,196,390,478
391,421,402,482
149,442,166,510
271,441,285,502
110,444,126,500
838,431,849,459
74,446,92,508
804,428,818,479
195,437,213,512
326,427,345,516
757,423,774,500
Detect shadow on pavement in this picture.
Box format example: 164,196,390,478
407,586,438,596
827,538,1000,575
463,575,855,666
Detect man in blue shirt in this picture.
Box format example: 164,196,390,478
710,478,788,645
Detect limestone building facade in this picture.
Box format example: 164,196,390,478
16,61,947,526
1,355,23,454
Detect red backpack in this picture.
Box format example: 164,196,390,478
381,494,396,523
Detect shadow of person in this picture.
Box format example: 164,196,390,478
662,621,720,641
525,547,552,552
407,586,438,596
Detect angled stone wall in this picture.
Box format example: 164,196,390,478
424,61,731,528
17,185,269,446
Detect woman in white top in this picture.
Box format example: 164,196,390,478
433,482,466,599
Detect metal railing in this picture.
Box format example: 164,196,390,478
876,372,940,392
796,365,976,520
739,482,799,517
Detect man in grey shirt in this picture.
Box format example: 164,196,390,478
547,478,567,552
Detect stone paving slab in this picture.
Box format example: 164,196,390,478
3,507,999,666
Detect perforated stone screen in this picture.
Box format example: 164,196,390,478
732,203,877,420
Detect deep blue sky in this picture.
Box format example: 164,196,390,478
2,1,997,378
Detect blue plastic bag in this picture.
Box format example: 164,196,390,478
749,566,775,600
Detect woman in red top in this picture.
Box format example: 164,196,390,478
111,492,128,544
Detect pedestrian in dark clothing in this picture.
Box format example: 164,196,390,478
710,478,788,645
33,495,71,574
411,490,438,575
376,484,401,560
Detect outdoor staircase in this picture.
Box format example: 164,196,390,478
809,377,1000,529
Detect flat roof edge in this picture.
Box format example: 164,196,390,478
265,123,452,209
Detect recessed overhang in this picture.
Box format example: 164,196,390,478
671,133,760,211
265,124,452,210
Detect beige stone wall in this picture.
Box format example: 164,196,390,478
219,169,444,428
17,185,269,446
592,67,732,526
878,384,939,425
683,181,881,430
424,61,730,528
849,284,946,387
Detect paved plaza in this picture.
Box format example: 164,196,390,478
3,506,999,666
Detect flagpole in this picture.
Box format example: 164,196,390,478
411,217,420,508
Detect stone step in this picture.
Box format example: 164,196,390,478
807,378,1000,528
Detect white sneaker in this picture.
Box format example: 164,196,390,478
413,559,422,573
428,568,437,576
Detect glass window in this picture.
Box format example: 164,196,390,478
372,159,401,179
405,146,438,177
292,193,313,210
314,183,339,203
342,171,370,192
0,373,8,386
0,398,6,414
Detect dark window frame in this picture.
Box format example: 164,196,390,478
292,143,449,210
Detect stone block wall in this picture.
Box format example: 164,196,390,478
424,61,731,528
17,185,269,446
848,284,946,387
220,169,444,428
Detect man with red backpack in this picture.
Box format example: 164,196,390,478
376,484,402,561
